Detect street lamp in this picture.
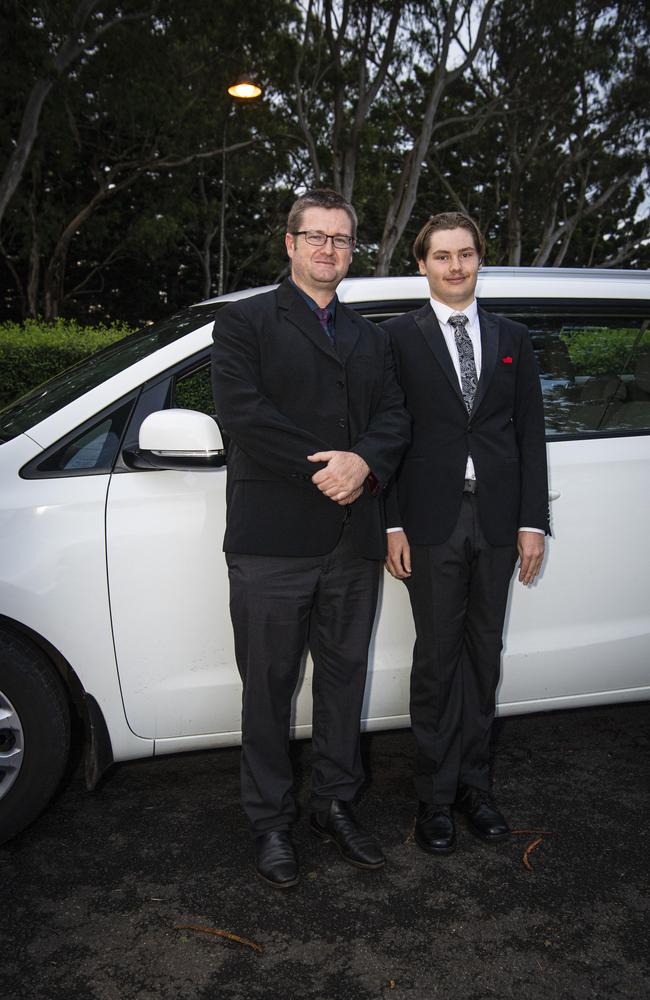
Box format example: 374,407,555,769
228,77,263,100
218,77,263,296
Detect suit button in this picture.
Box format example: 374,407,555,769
338,418,346,428
337,380,345,389
467,425,472,433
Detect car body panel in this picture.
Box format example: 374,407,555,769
0,434,153,761
105,465,239,739
499,435,650,703
334,269,650,305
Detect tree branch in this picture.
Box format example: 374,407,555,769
0,1,150,226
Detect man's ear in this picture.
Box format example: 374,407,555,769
417,258,426,275
285,232,294,257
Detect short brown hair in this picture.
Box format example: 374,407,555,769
287,188,358,239
413,212,485,263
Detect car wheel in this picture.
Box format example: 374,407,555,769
0,630,71,844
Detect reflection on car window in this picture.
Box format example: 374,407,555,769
23,398,135,478
504,312,650,436
173,364,214,415
59,419,119,470
360,299,650,438
0,304,218,442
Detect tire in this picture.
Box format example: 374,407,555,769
0,629,71,844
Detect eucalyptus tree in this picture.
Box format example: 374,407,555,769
0,0,296,319
372,0,496,274
0,0,150,230
493,0,649,267
290,0,405,201
420,0,650,268
2,0,648,324
285,0,498,273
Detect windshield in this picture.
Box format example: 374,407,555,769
0,304,217,442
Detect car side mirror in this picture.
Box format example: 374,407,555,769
123,408,227,471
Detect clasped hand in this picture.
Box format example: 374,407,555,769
308,450,370,505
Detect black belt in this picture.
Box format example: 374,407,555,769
463,479,478,494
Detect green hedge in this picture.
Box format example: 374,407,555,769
560,325,644,376
0,319,135,410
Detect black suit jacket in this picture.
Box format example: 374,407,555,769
383,303,549,546
211,279,410,558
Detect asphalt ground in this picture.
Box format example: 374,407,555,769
3,702,649,1000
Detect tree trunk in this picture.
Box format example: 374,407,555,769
0,1,138,230
27,186,41,317
507,171,522,265
0,80,52,228
374,0,495,275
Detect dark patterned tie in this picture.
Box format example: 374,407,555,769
449,313,477,412
315,306,335,345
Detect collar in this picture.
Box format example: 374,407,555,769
288,277,337,318
429,297,478,327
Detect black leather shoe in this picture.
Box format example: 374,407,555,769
310,800,385,870
254,831,299,888
456,786,510,842
414,802,456,854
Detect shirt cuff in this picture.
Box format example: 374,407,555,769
518,527,545,534
386,526,403,533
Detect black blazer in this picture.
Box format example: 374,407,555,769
211,279,410,558
383,303,549,546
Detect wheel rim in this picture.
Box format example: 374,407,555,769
0,689,24,800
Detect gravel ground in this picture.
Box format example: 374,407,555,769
3,702,649,1000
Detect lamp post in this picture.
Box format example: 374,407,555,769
218,77,263,296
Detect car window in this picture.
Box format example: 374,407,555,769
360,301,650,439
498,311,650,437
0,304,218,442
21,397,136,479
173,363,214,415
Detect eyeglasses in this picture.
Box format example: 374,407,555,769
293,230,356,250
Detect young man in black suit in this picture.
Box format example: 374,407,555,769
211,189,410,888
383,212,549,855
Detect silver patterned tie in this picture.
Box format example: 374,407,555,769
449,313,477,412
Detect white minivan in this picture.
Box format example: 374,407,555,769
1,267,649,843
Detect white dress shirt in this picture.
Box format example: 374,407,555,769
430,297,481,481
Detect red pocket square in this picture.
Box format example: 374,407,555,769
501,356,513,365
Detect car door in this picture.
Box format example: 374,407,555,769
489,300,650,711
105,356,316,748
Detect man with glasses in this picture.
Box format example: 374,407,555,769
384,212,549,857
212,189,409,888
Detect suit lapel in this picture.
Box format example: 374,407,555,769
277,279,340,362
472,306,499,415
334,304,360,364
414,304,466,408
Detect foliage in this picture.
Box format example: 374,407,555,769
0,318,133,408
0,0,648,327
559,325,649,376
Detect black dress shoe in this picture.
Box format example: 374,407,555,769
414,802,456,854
310,800,385,870
254,831,299,888
456,786,511,842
